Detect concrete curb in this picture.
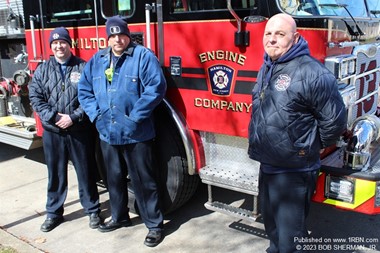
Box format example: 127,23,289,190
0,228,43,253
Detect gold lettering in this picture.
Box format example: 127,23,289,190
237,55,247,66
90,38,97,48
203,99,210,108
194,98,202,107
207,51,215,61
216,50,224,60
227,101,235,111
235,102,243,112
211,99,219,108
68,38,111,50
244,103,252,113
199,53,207,63
220,100,228,109
194,98,252,113
228,52,237,62
198,50,246,66
72,39,78,48
85,38,91,49
99,38,107,48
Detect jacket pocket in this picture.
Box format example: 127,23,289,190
92,76,103,96
95,115,108,139
122,75,140,95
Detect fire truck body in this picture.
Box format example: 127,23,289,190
0,0,380,217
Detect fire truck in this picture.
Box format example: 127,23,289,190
0,0,380,219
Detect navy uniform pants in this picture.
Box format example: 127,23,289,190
43,130,100,218
100,139,163,230
259,168,319,253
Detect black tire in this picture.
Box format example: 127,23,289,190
97,102,199,214
129,103,199,214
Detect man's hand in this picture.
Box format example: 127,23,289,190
55,113,73,129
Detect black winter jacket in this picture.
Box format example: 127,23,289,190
248,37,347,171
29,55,90,133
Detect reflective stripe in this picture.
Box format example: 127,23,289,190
324,178,376,209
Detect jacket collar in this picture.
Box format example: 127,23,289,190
51,53,73,66
100,42,137,59
262,36,310,84
264,36,310,66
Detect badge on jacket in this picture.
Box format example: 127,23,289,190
70,72,81,84
275,74,291,91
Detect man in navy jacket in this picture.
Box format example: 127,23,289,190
248,14,347,253
29,27,100,232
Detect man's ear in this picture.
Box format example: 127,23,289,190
294,32,300,44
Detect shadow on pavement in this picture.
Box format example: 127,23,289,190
307,202,380,252
24,147,45,164
2,189,109,230
0,144,45,164
163,183,265,237
161,183,211,236
229,221,267,239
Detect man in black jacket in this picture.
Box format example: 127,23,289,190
248,14,347,253
29,27,100,232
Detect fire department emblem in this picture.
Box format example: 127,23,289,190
208,65,234,96
52,33,60,40
275,74,291,91
70,72,81,84
110,26,121,35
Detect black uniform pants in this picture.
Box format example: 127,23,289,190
100,139,163,230
43,130,100,218
259,168,318,253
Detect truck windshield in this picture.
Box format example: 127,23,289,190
278,0,368,17
367,0,380,17
47,0,93,22
102,0,133,17
172,0,256,12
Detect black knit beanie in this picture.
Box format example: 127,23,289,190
49,27,72,47
106,15,130,39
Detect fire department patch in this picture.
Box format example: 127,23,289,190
52,33,60,40
208,65,234,96
275,74,291,91
70,72,81,84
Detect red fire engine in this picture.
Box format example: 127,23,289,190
0,0,380,218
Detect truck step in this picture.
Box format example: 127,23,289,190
204,201,259,223
200,162,261,221
199,164,260,195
